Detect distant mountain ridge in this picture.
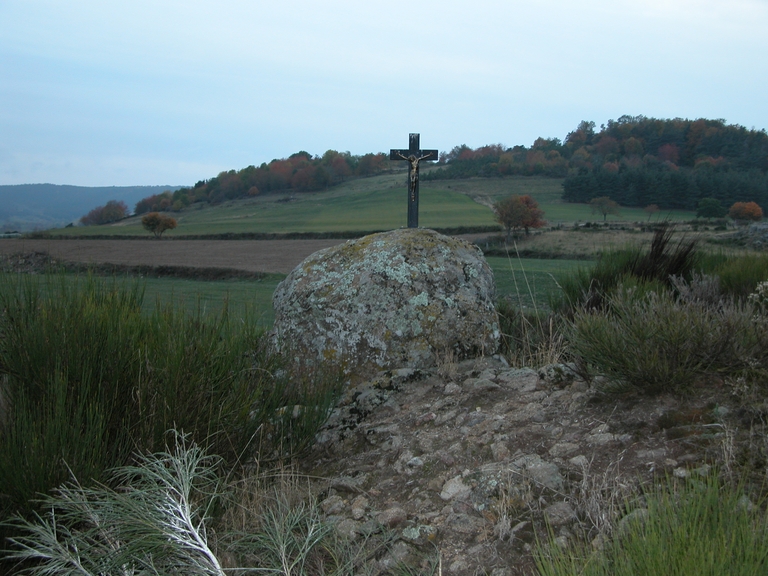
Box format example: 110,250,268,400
0,184,182,231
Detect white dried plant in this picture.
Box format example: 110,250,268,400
3,433,225,576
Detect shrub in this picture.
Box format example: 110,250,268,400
141,211,177,237
729,201,763,222
696,197,727,219
0,273,342,526
493,195,546,242
535,475,768,576
556,225,698,312
135,191,173,215
711,253,768,300
568,286,768,394
589,196,620,221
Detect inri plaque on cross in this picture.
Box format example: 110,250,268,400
390,133,438,228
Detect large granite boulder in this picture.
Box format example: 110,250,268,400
272,228,500,370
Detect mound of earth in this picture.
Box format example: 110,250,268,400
301,356,756,575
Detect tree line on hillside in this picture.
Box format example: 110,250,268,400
136,150,389,214
80,116,768,226
424,116,768,211
80,200,130,225
79,151,391,225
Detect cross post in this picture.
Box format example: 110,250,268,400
389,133,438,228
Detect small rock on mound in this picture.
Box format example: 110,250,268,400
272,228,499,370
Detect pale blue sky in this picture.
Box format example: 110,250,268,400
1,0,767,186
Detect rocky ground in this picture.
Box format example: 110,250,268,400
301,356,762,575
723,222,768,250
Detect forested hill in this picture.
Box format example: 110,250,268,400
423,116,768,211
82,116,768,226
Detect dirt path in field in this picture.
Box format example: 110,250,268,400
0,239,349,275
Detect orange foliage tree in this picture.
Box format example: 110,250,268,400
729,201,764,223
493,195,546,242
141,212,177,238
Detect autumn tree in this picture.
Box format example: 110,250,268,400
590,197,621,221
729,201,763,223
494,195,546,242
141,212,177,238
697,197,726,219
644,204,660,221
80,200,129,226
135,192,173,215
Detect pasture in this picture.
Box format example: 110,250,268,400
47,173,696,237
131,256,584,325
83,257,584,327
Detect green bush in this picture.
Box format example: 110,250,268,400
712,253,768,300
568,287,768,394
0,273,342,524
536,475,768,576
556,225,698,312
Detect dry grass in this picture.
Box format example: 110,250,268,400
497,227,751,260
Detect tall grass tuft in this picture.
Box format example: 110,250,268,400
711,253,768,300
0,272,343,528
556,225,698,312
535,474,768,576
496,242,567,368
497,300,565,368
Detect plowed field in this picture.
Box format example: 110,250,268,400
0,239,349,275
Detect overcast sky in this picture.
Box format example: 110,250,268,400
1,0,767,187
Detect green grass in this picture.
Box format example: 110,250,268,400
54,182,497,237
433,176,694,224
48,173,696,237
131,257,582,324
137,274,283,327
123,257,579,325
487,256,585,309
536,475,768,576
17,272,284,327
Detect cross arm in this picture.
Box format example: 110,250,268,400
389,149,439,161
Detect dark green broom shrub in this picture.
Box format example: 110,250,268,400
0,272,342,528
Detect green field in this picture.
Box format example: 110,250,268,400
50,174,695,237
138,275,283,327
98,256,587,327
487,256,586,309
440,177,694,223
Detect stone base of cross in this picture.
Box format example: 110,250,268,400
390,133,438,228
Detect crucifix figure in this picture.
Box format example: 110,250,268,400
390,133,438,228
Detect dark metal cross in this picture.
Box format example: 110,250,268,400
390,133,438,228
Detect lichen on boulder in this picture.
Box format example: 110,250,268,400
272,228,500,371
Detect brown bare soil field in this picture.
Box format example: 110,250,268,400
0,239,349,275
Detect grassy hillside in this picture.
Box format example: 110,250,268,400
48,174,695,237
